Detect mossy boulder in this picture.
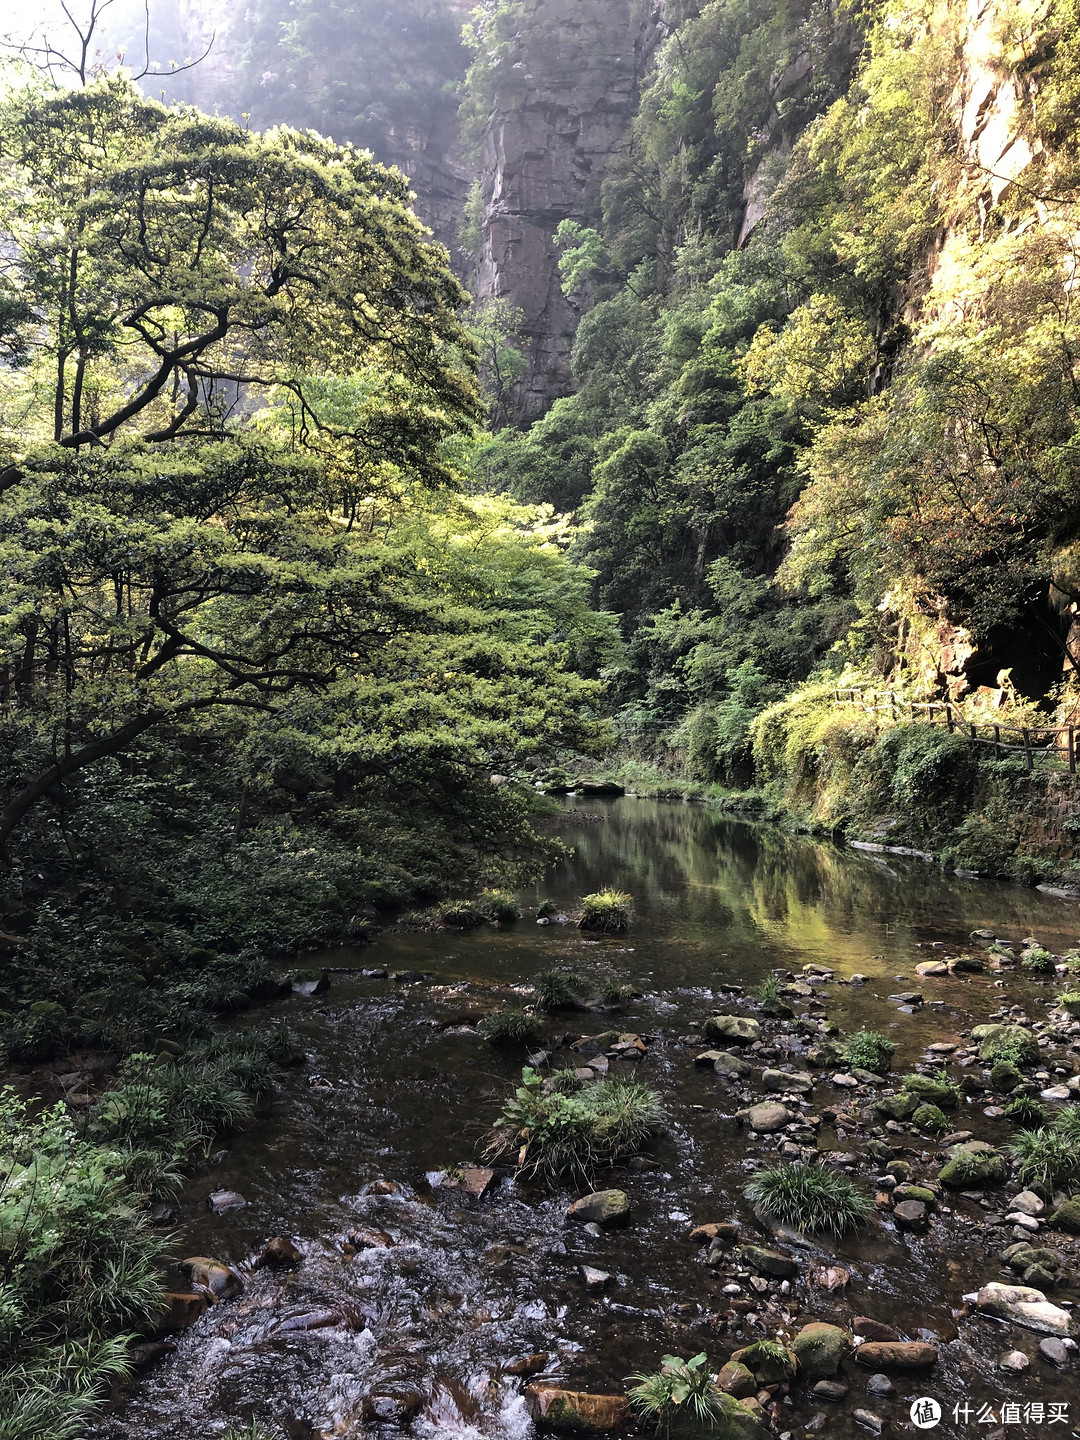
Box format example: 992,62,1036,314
738,1244,798,1278
972,1025,1040,1065
1049,1199,1080,1234
938,1142,1006,1189
990,1061,1024,1093
790,1322,852,1378
873,1092,919,1121
705,1015,761,1046
913,1103,949,1134
525,1387,630,1432
901,1075,958,1108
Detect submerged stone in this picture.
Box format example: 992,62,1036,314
705,1014,761,1045
566,1189,630,1227
975,1282,1077,1336
525,1386,630,1432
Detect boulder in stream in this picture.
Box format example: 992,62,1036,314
179,1256,244,1302
975,1282,1077,1336
790,1321,852,1378
525,1386,631,1432
567,1189,630,1227
745,1101,792,1132
705,1015,760,1045
855,1341,938,1370
254,1236,302,1269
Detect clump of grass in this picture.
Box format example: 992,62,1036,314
983,1031,1039,1067
1056,990,1080,1017
1006,1126,1080,1191
753,975,783,1005
438,900,488,928
838,1028,895,1074
1004,1095,1045,1127
578,889,634,932
1020,944,1055,973
485,1066,663,1181
532,967,588,1011
745,1162,874,1237
1063,948,1080,974
536,898,559,919
597,978,633,1005
480,1009,542,1046
1052,1104,1080,1147
626,1353,724,1436
481,889,521,922
223,1424,278,1440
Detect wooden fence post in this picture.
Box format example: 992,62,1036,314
1022,727,1033,772
1070,728,1076,775
994,723,1001,758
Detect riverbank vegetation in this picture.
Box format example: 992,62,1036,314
462,0,1080,883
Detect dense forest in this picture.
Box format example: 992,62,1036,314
6,0,1080,1435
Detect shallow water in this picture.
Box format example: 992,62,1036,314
92,800,1080,1440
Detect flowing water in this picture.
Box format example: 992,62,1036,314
91,800,1080,1440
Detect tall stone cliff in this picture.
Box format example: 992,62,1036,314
471,0,666,421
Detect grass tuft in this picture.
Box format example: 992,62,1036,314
532,967,588,1011
745,1161,874,1237
480,1009,542,1046
578,889,634,932
1003,1095,1045,1127
1006,1125,1080,1191
481,888,521,922
485,1066,663,1181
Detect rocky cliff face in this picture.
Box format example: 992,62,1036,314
472,0,667,421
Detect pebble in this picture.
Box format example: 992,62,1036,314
865,1374,895,1397
831,1073,859,1087
853,1409,884,1433
1039,1337,1071,1367
207,1189,246,1214
1041,1086,1073,1101
1005,1213,1040,1232
998,1350,1029,1372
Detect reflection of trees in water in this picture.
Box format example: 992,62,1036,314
553,803,1080,963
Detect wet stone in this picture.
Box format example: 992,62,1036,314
254,1236,302,1269
998,1350,1030,1372
567,1189,630,1228
790,1322,851,1378
207,1188,246,1214
179,1256,244,1302
894,1199,929,1232
158,1291,208,1332
853,1409,884,1433
1039,1337,1072,1366
746,1101,792,1132
581,1265,610,1291
855,1341,939,1370
811,1379,849,1401
705,1014,761,1045
865,1373,895,1397
525,1386,631,1433
738,1243,798,1278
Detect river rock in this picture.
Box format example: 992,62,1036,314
717,1360,756,1397
347,1227,394,1249
690,1221,739,1244
504,1354,552,1377
207,1188,246,1213
811,1379,849,1401
790,1322,851,1378
893,1199,929,1232
1039,1337,1072,1366
746,1101,792,1132
159,1291,209,1331
737,1243,797,1279
1049,1198,1080,1232
972,1024,1040,1063
695,1049,724,1066
999,1350,1030,1372
915,961,949,976
762,1068,814,1094
179,1256,244,1302
865,1374,894,1397
567,1190,630,1227
714,1051,752,1079
853,1409,883,1434
855,1341,938,1370
525,1386,631,1432
1008,1190,1045,1217
975,1282,1077,1336
581,1265,610,1291
938,1143,1006,1188
254,1236,302,1269
705,1015,760,1045
363,1386,423,1424
873,1092,919,1121
853,1318,900,1342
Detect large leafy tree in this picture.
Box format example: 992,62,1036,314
0,73,607,862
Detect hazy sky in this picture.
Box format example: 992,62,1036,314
1,0,191,72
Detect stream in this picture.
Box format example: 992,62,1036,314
91,799,1080,1440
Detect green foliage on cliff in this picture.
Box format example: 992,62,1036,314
469,0,1080,845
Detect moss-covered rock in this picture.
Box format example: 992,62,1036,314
913,1103,948,1134
990,1060,1024,1093
973,1025,1040,1065
1049,1198,1080,1234
938,1143,1006,1188
790,1321,851,1378
873,1091,919,1121
901,1075,958,1108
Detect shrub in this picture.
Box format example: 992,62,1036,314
744,1162,874,1237
1003,1096,1045,1127
838,1029,895,1073
754,975,783,1006
1056,991,1080,1017
438,901,488,928
481,1009,542,1046
578,890,634,931
626,1353,725,1436
532,967,587,1011
536,898,559,919
481,888,521,922
1006,1128,1080,1191
485,1067,663,1180
0,1091,166,1440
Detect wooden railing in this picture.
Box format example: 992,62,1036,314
832,687,1079,773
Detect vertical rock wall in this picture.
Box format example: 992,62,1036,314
472,0,667,421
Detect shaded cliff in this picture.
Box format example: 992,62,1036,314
466,0,667,420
